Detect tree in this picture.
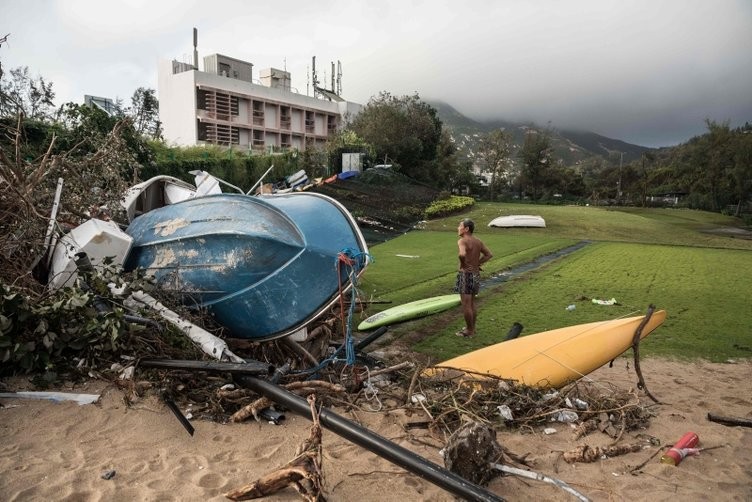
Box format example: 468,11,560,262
731,131,752,217
348,92,443,183
432,128,466,191
0,66,56,121
477,129,512,200
691,120,734,211
630,152,652,206
518,129,553,200
128,87,162,140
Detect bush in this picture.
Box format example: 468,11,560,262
424,195,475,219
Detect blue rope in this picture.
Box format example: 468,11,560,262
295,248,372,378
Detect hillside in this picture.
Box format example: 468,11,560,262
430,101,653,167
311,168,441,244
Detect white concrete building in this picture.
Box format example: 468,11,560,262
158,54,361,152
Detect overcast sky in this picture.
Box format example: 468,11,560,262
2,0,751,147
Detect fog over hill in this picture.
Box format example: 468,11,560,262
430,101,653,167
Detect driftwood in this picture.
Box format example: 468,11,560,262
225,394,325,501
368,361,413,377
563,442,646,463
572,419,599,440
630,305,661,403
707,413,752,428
231,381,345,422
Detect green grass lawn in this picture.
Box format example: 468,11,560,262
357,204,752,362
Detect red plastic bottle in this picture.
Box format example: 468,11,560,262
660,432,699,465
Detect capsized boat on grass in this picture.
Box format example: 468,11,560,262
124,191,369,341
488,215,546,228
426,310,666,388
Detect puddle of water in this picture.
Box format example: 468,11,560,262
481,241,591,289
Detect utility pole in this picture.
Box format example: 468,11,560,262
618,152,623,199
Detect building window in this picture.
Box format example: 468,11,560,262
198,122,239,146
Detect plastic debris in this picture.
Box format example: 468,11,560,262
101,470,116,480
592,298,617,306
411,393,427,404
541,391,559,401
566,304,576,311
572,398,589,410
544,428,558,435
553,411,579,423
497,405,514,421
0,391,100,405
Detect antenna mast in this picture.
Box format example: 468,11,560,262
193,27,198,69
311,56,319,98
337,60,342,95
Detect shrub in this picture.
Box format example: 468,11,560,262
424,195,475,219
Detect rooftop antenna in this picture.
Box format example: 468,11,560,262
193,27,198,70
337,60,342,95
331,61,335,91
311,56,319,98
283,57,287,71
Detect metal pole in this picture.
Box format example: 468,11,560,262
235,375,504,502
247,165,275,195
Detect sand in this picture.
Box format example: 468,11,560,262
2,358,751,501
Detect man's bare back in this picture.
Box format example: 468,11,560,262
458,234,491,273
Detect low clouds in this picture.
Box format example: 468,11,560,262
2,0,750,147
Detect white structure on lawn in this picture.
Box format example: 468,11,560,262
158,46,361,152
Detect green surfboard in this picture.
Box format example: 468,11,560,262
358,294,461,331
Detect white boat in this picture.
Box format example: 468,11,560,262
488,215,546,228
121,171,228,223
121,175,198,223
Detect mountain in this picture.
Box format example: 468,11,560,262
429,101,653,167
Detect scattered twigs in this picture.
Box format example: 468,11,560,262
414,368,653,438
707,413,752,428
225,394,325,501
631,305,661,403
405,364,422,406
368,361,413,378
629,445,664,473
490,463,591,502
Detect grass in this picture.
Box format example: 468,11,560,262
359,231,576,304
356,204,752,363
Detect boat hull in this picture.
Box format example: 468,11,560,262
124,192,368,340
428,310,666,388
488,215,546,228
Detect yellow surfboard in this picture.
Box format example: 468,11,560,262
427,310,666,388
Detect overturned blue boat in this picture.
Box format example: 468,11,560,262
124,192,369,341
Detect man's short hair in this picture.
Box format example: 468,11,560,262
461,218,475,233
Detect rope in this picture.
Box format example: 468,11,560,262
297,248,372,378
361,366,383,412
336,248,370,366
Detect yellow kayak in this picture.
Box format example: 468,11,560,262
427,310,666,388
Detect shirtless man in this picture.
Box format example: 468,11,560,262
455,218,493,337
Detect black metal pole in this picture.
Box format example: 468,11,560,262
235,375,504,502
355,325,389,352
140,359,273,376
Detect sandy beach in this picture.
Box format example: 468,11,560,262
2,357,751,501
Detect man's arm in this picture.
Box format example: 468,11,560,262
458,239,468,269
479,243,493,266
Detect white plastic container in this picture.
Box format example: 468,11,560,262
48,219,133,290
